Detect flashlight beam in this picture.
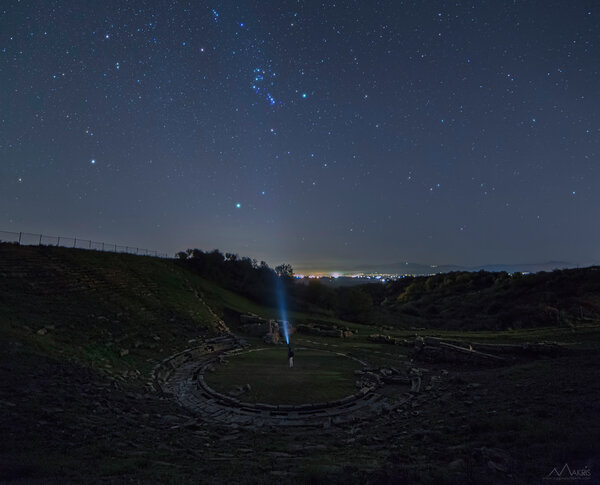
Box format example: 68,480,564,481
276,275,290,345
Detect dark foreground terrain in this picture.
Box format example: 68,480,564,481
1,244,599,484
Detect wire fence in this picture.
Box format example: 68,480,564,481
0,230,170,258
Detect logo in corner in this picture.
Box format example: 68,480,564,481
544,463,591,481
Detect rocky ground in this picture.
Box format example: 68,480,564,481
2,336,599,484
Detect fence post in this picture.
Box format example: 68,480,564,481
57,237,60,247
102,242,104,251
89,240,92,249
18,232,22,245
73,238,77,248
38,234,42,245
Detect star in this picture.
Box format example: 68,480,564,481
2,0,596,274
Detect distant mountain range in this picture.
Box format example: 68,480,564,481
350,260,576,276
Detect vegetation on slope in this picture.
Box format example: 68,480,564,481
176,248,600,330
373,267,600,329
0,243,223,380
3,242,600,382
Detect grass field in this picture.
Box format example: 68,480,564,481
0,244,222,381
205,347,362,405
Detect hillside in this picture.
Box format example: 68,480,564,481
4,244,598,364
0,243,227,380
290,267,600,330
374,267,600,329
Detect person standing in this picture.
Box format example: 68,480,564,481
288,345,294,368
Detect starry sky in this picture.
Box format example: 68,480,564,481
1,1,599,272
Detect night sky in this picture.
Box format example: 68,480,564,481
2,1,599,272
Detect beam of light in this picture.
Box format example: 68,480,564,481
275,275,290,345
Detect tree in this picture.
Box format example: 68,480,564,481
275,263,294,278
305,280,336,310
338,287,373,320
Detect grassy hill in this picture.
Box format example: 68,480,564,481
0,243,363,383
3,243,600,377
0,243,228,381
342,267,600,330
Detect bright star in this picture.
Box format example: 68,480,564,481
90,159,96,165
302,93,307,98
236,203,241,208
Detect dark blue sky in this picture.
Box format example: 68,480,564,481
2,1,599,272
